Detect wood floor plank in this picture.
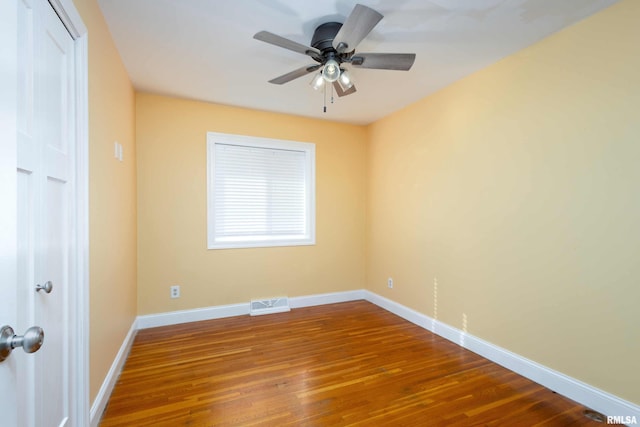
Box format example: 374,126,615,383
99,301,604,426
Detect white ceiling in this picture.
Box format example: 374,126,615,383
97,0,619,125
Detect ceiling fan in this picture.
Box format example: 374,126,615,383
254,3,416,99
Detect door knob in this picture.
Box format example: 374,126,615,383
36,280,53,293
0,325,45,362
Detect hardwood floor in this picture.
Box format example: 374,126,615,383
100,301,603,426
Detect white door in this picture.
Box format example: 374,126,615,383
2,0,84,425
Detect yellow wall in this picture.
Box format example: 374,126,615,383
366,0,639,404
136,94,367,314
73,0,137,403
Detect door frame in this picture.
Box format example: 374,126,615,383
2,0,89,425
0,1,19,423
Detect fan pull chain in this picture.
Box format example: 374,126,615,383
323,81,327,113
331,83,335,104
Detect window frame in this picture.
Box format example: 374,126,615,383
206,132,316,250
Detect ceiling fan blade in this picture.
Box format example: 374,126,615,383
351,53,416,71
268,64,321,85
254,31,322,59
333,4,383,53
333,81,357,97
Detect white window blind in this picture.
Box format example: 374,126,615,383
207,133,315,249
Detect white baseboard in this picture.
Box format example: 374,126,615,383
362,290,640,422
137,302,248,329
89,318,138,427
137,290,367,329
289,289,365,308
95,289,640,424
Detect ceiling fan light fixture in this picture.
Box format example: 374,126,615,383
338,69,353,89
322,59,341,82
310,72,325,91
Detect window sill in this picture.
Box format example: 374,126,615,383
207,238,316,250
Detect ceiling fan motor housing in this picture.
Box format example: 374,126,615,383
311,22,342,53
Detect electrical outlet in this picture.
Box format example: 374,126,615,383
388,277,394,289
170,285,180,299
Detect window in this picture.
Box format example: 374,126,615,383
207,132,315,249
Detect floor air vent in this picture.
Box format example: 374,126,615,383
250,297,290,316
